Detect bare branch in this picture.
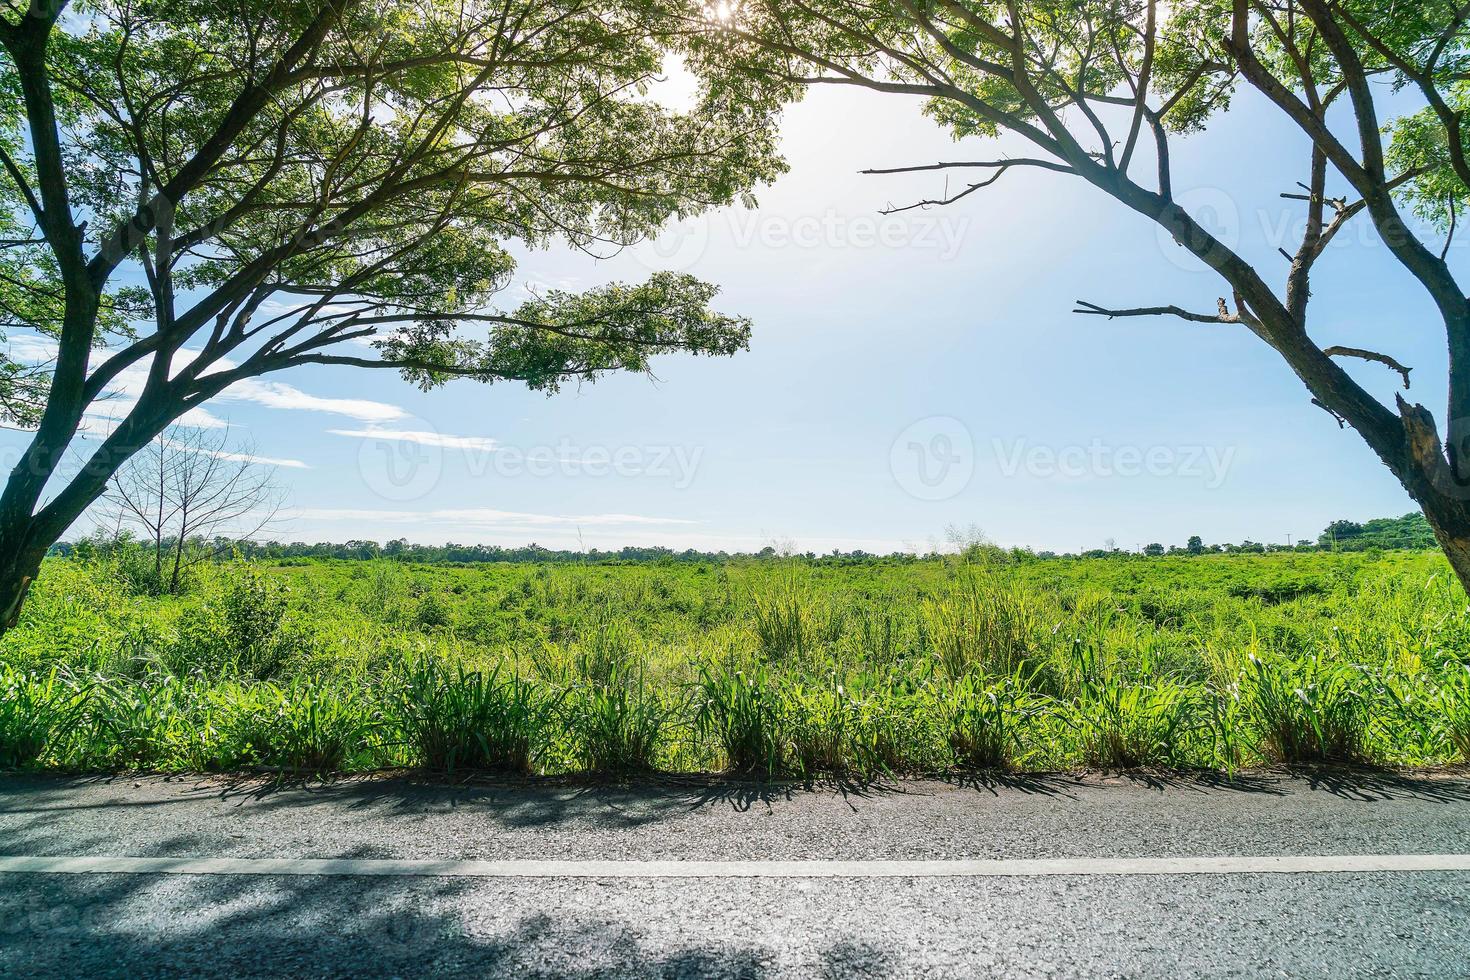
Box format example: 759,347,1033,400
1443,194,1458,263
1323,345,1413,389
877,164,1020,214
1311,398,1347,428
1072,299,1239,324
860,158,1074,177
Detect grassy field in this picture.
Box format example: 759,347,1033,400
2,548,1469,778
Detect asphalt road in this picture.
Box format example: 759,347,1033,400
3,771,1469,977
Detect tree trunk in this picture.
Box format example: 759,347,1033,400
1420,498,1470,599
169,535,185,595
0,539,47,635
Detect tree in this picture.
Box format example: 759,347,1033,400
1318,512,1436,549
0,0,782,630
1320,519,1366,549
692,0,1470,593
1186,535,1205,555
104,425,283,593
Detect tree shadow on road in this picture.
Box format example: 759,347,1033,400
0,852,866,979
207,771,943,821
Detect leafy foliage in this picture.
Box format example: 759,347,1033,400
0,0,783,612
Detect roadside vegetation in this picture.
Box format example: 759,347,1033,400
2,547,1469,778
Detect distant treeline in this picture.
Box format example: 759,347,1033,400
53,513,1439,566
1315,513,1438,552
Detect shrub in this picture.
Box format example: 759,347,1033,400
413,592,451,631
223,566,289,657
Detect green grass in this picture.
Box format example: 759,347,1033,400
2,549,1469,776
0,666,89,768
392,657,553,774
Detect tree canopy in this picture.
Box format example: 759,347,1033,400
0,0,783,623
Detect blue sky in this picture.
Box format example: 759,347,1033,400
9,80,1456,555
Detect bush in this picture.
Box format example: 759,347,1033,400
413,592,451,631
224,566,289,654
167,565,298,679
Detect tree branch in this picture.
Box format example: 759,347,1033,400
1323,345,1413,389
860,158,1074,177
1072,298,1239,324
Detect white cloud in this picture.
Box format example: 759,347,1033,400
178,406,229,429
219,378,404,422
327,428,497,452
291,507,699,528
157,436,309,469
6,334,59,363
209,447,309,469
82,392,228,434
4,333,406,426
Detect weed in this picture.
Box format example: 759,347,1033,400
568,666,667,774
234,680,374,774
1436,661,1470,761
695,663,784,775
0,666,88,767
940,672,1035,770
393,658,550,773
3,549,1469,776
1244,655,1368,764
922,575,1040,680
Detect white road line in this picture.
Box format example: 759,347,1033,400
1,854,1468,879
